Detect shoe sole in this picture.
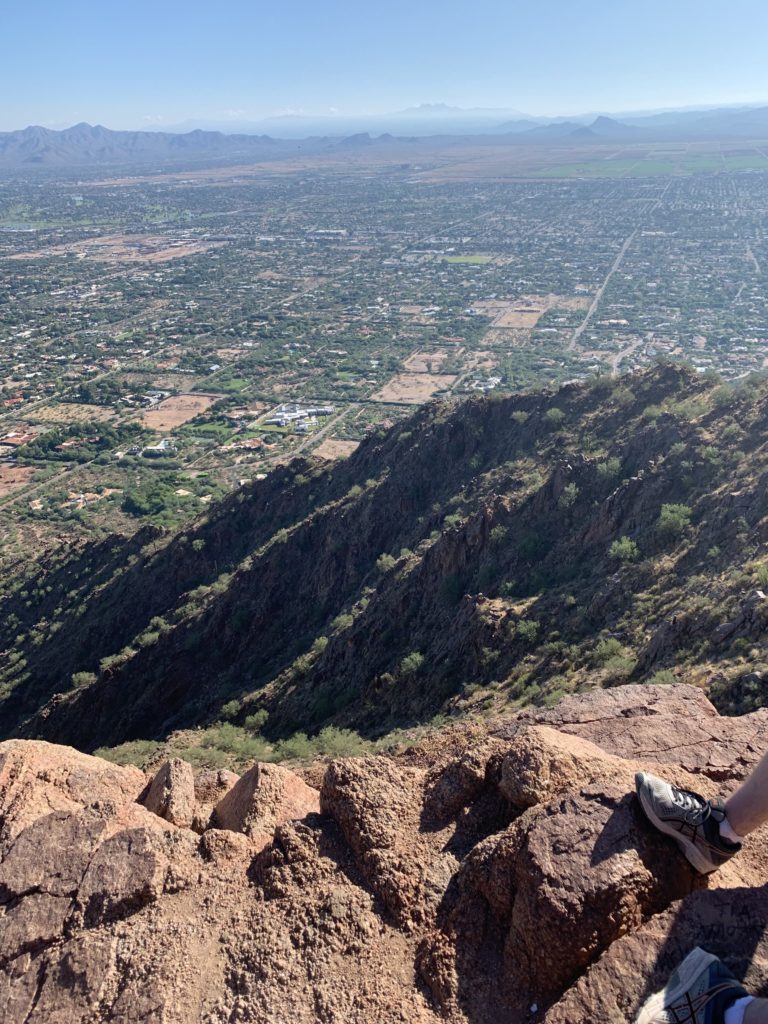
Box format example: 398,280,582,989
635,947,718,1024
635,774,717,875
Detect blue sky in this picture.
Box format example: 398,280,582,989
4,0,768,130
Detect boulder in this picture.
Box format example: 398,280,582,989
495,683,768,782
211,762,320,849
0,739,145,853
141,757,196,828
3,686,768,1023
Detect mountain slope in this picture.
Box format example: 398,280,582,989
2,364,767,755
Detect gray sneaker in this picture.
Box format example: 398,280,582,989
635,771,741,874
635,946,748,1023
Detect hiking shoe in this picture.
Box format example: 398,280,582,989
635,946,748,1023
635,771,741,874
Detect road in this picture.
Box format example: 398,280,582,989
568,229,637,352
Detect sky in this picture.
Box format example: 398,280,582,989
3,0,768,131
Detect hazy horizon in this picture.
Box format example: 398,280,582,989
4,0,768,132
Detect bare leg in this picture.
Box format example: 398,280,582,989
725,749,768,837
744,999,768,1024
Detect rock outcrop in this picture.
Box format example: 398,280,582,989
3,685,768,1022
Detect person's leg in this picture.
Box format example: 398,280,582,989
635,771,742,874
635,947,750,1023
725,749,768,838
744,1000,768,1024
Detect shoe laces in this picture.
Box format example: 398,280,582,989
670,784,711,825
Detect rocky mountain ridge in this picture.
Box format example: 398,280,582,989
1,364,767,759
2,683,768,1022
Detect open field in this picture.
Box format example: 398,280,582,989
27,404,116,424
141,395,217,431
8,234,225,264
0,465,35,497
473,294,590,328
402,350,451,373
313,438,360,460
443,254,493,264
371,373,457,404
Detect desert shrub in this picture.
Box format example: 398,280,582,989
220,699,242,720
376,553,397,573
596,457,622,481
657,503,693,540
94,739,162,767
400,651,425,675
71,670,96,690
593,637,624,665
544,407,566,429
273,732,314,760
244,709,269,734
312,726,370,757
511,410,529,425
609,536,640,563
648,669,677,685
603,655,636,682
558,482,579,509
515,619,540,644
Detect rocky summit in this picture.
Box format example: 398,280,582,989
2,683,768,1023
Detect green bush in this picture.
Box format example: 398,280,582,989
596,457,622,481
376,553,397,573
603,654,636,682
400,651,425,675
558,482,579,509
544,407,566,429
220,699,242,720
94,739,162,767
657,503,693,540
648,669,677,685
71,670,96,690
609,536,640,564
593,637,624,665
244,709,269,734
515,619,540,644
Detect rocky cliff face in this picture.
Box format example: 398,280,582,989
3,684,768,1023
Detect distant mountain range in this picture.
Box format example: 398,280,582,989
5,104,768,168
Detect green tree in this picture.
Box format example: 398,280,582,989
657,503,692,540
609,536,640,563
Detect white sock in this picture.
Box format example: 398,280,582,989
720,816,745,845
724,996,753,1024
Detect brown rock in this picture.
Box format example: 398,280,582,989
0,739,145,853
191,766,239,833
545,886,768,1023
141,757,196,828
496,683,768,782
4,686,768,1023
211,762,320,849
